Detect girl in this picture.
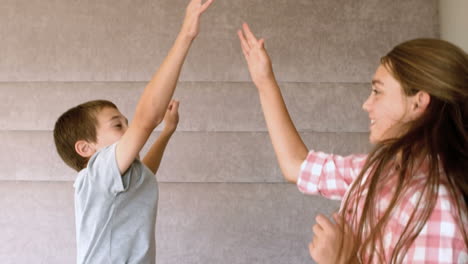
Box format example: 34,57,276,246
238,23,468,263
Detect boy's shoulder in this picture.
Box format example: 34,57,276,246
75,143,127,194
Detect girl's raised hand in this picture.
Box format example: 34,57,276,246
181,0,214,39
237,23,275,88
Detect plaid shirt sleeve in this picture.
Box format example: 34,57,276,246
296,150,367,200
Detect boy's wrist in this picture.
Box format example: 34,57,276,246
177,30,196,44
162,126,177,136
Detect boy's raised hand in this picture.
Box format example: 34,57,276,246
237,23,275,88
309,213,356,264
180,0,214,39
163,100,180,134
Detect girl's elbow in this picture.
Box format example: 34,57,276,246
284,173,298,184
281,167,298,183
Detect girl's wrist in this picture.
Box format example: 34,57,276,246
255,75,279,93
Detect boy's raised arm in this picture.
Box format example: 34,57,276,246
116,0,213,175
142,100,180,174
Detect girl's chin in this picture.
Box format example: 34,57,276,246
369,133,381,144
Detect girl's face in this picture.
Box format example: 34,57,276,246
362,65,416,144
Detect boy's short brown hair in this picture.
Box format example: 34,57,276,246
53,100,117,172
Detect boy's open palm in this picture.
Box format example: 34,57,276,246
181,0,214,39
237,23,274,87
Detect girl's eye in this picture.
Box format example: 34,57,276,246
372,89,379,95
115,124,122,128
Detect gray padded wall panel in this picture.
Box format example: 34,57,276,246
0,131,370,181
0,0,438,263
1,82,369,132
0,181,339,264
0,0,437,82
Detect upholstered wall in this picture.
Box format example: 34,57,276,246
0,0,438,263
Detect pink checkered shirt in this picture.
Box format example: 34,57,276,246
297,150,468,263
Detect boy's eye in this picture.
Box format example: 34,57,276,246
115,124,122,128
371,89,379,95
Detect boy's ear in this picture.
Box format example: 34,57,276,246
75,140,96,158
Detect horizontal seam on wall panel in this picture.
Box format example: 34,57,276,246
0,180,292,184
0,81,371,85
0,130,370,134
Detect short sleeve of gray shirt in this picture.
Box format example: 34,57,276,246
74,143,158,264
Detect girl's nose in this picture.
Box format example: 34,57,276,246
362,96,371,112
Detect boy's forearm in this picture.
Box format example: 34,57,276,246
134,33,194,129
142,129,175,174
257,78,308,182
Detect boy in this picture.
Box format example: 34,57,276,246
53,0,213,263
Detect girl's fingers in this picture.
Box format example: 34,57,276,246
308,241,315,254
333,213,341,225
316,214,335,232
312,223,323,236
238,30,251,58
242,23,259,46
238,30,250,51
259,38,265,49
333,212,351,234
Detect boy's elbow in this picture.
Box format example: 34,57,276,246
151,115,164,127
143,117,164,131
134,109,164,130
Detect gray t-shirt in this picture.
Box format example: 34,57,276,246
74,143,158,264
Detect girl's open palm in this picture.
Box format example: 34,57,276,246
237,23,275,87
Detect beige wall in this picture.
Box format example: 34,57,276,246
0,0,438,263
439,0,468,50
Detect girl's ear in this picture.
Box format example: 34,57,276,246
411,91,431,117
75,140,96,158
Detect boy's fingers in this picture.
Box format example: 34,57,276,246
172,100,180,113
167,100,174,110
200,0,214,13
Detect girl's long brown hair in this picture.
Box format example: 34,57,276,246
340,39,468,263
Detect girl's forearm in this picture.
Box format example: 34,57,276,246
257,78,308,183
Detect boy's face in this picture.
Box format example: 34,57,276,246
93,106,129,153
